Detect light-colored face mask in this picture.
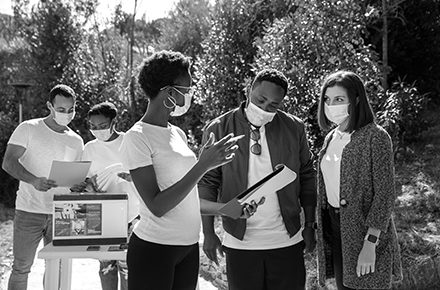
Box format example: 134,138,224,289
162,86,193,117
51,106,75,127
245,101,276,127
324,103,349,125
90,126,113,142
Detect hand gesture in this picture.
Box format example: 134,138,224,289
31,177,57,192
203,232,224,266
199,133,242,172
356,242,376,277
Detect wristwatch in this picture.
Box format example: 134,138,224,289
305,221,317,229
364,234,379,245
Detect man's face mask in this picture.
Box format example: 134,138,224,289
50,103,75,126
245,101,276,127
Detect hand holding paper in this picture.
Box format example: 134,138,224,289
219,164,297,219
96,163,125,192
48,160,91,188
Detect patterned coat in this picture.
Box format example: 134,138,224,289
316,123,403,289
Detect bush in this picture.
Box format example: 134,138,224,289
253,0,382,152
375,79,428,149
0,112,19,207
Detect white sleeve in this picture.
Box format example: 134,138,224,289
120,131,153,170
176,127,188,144
8,122,30,149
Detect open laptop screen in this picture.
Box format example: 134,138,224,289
52,193,128,246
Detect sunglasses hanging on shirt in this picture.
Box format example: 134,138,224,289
249,125,261,155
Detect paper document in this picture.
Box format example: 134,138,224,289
219,164,297,219
49,160,92,187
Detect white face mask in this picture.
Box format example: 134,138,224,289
90,127,113,141
324,103,349,125
53,110,75,126
245,101,276,127
165,87,192,117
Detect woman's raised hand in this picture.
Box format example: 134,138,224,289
198,132,243,172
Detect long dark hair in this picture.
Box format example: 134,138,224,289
317,70,375,132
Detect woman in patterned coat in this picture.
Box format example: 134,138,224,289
316,71,403,289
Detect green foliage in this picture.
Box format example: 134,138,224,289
158,0,212,58
194,0,296,126
364,0,440,102
376,79,428,148
253,0,381,151
13,0,84,99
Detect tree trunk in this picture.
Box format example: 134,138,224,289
382,0,389,91
129,0,138,112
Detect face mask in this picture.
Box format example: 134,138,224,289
324,103,349,125
90,127,113,142
165,87,192,117
53,110,75,126
245,101,276,127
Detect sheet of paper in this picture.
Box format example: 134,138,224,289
238,165,297,204
49,161,92,187
219,164,297,219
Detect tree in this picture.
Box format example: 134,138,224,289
194,0,296,126
364,0,440,102
158,0,212,58
253,0,381,150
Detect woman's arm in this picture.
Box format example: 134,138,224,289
131,133,238,217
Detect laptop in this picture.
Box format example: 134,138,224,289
52,193,128,246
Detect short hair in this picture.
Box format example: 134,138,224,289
138,50,191,99
317,70,375,132
87,102,118,120
251,69,288,96
49,84,76,103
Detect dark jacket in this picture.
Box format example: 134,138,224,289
316,123,403,289
198,103,317,240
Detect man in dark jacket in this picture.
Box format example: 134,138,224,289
199,69,317,290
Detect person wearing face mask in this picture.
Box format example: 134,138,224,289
199,69,317,290
2,84,85,290
81,101,140,290
119,50,255,290
316,71,402,289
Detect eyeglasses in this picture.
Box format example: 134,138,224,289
250,126,261,155
159,85,194,96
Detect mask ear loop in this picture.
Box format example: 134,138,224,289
163,95,177,109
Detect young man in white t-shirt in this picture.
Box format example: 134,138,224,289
81,102,140,290
199,69,317,290
2,84,84,290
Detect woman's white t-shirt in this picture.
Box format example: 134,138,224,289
81,134,140,222
120,122,201,245
320,128,352,208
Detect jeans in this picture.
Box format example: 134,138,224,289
8,210,52,290
99,260,128,290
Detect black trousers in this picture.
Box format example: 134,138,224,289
327,205,356,290
224,242,306,290
127,233,199,290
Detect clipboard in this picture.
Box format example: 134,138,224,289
219,164,297,219
48,160,92,187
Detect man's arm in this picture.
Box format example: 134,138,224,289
2,144,57,191
297,122,317,252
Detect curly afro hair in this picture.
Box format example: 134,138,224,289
138,50,191,99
